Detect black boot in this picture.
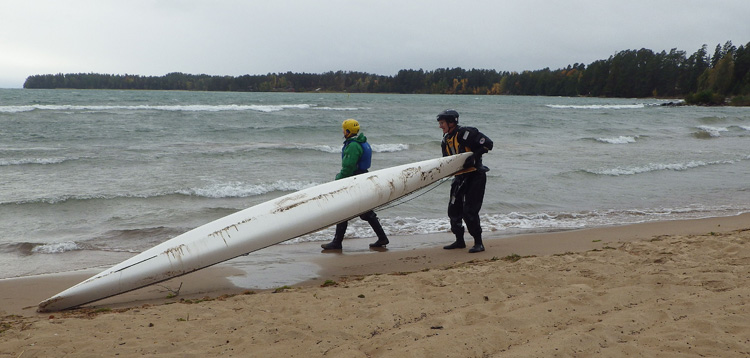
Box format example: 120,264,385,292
444,227,466,249
321,240,342,250
368,219,389,248
443,240,466,249
321,222,346,250
468,237,484,253
369,239,389,248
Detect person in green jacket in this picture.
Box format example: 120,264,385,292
321,119,390,250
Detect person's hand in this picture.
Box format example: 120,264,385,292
463,154,477,168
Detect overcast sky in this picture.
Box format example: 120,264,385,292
1,0,748,88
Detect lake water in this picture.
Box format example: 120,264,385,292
1,89,748,279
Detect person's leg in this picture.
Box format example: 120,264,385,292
444,177,467,249
360,210,389,247
321,221,347,250
462,172,487,253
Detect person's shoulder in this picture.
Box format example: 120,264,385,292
347,137,365,150
457,126,480,138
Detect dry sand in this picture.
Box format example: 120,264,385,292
1,214,749,357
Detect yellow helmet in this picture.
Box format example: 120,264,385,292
342,119,360,136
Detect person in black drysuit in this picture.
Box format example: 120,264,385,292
436,109,494,253
320,119,389,250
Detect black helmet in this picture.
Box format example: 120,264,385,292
436,109,459,123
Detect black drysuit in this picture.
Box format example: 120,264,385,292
441,126,494,242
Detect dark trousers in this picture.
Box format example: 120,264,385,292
335,210,386,239
448,171,486,240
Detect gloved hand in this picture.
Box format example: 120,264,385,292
463,153,478,168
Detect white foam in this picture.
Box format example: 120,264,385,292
0,157,69,166
287,207,735,243
312,107,361,111
595,136,637,144
0,106,36,113
302,143,409,153
284,216,451,244
307,145,340,153
589,160,735,176
4,180,321,205
483,212,588,230
371,143,409,152
0,104,313,113
696,125,729,137
179,180,319,198
31,242,82,254
546,104,646,110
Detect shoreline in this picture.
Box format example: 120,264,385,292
314,211,750,280
1,213,748,317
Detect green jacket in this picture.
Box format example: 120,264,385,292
336,133,368,180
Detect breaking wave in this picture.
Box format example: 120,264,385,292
2,180,322,205
0,157,73,166
584,159,738,176
290,143,409,154
693,125,729,138
287,206,746,243
177,180,319,198
546,104,646,110
0,103,364,113
595,136,638,144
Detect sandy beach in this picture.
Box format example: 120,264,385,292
2,214,749,357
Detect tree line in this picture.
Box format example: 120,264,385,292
24,41,750,104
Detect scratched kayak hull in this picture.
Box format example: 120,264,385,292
37,152,472,312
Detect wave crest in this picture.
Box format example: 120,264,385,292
546,104,646,110
585,159,736,176
177,180,319,198
2,180,322,205
371,143,409,152
693,125,728,138
31,242,84,254
0,104,317,113
595,136,637,144
0,157,71,166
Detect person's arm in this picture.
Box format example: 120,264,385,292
460,127,493,168
469,128,493,153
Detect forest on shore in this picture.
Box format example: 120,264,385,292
23,41,750,105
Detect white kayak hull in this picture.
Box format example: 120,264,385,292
38,152,472,312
